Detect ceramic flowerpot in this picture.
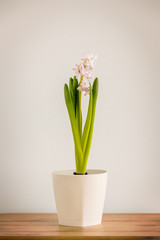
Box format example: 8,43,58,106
52,169,107,227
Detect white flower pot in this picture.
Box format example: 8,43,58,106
52,169,107,227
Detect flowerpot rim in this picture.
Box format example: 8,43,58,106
52,169,107,176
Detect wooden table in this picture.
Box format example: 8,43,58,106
0,213,160,239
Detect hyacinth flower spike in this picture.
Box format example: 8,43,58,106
64,55,98,174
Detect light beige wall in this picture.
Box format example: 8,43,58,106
0,0,160,213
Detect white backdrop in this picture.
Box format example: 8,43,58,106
0,0,160,213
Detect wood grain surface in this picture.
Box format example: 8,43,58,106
0,213,160,239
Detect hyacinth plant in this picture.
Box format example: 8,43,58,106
64,55,98,174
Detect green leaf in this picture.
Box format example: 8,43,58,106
75,81,82,141
82,78,99,172
82,84,92,153
64,83,83,166
73,76,78,115
69,78,73,96
69,78,74,105
78,91,82,141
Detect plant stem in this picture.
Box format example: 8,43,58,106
78,76,83,141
